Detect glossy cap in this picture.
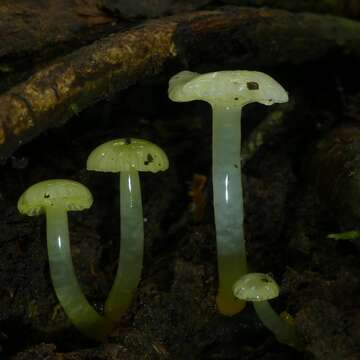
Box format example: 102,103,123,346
87,138,169,173
233,273,279,302
18,179,93,216
169,70,288,108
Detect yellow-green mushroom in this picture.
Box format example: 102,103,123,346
87,138,169,322
233,273,301,349
168,70,288,315
17,179,111,340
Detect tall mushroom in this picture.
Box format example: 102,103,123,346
17,179,111,340
87,138,169,322
168,70,288,315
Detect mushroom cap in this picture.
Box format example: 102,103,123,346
168,70,288,108
18,179,93,216
233,273,280,302
86,138,169,173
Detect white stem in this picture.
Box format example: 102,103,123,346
212,105,247,309
105,170,144,321
46,206,110,340
253,301,301,349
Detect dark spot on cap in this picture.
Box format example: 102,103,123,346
261,277,270,283
125,138,132,145
247,81,259,90
44,193,50,199
234,164,238,168
234,97,239,101
144,154,154,165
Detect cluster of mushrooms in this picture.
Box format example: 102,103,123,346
18,138,169,340
17,70,301,348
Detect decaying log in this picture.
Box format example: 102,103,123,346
1,6,360,161
2,0,356,64
0,0,212,67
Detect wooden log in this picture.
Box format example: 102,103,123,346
1,7,360,161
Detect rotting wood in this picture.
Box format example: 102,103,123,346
1,6,360,161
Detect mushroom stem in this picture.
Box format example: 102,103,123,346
46,205,112,340
168,70,288,316
104,170,144,321
253,301,302,349
212,105,247,315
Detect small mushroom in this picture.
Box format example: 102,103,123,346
87,138,169,321
168,70,288,315
233,273,301,349
17,179,111,340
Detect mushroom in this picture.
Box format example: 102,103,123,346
17,179,111,340
168,70,288,315
233,272,301,349
87,138,169,321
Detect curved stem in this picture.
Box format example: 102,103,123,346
46,206,111,340
253,301,302,349
104,170,144,321
212,105,247,315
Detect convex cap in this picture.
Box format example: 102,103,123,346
233,273,279,302
87,138,169,173
169,70,288,108
18,179,93,216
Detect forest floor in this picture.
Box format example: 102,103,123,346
0,56,360,359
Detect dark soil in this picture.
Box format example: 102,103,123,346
0,58,360,359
